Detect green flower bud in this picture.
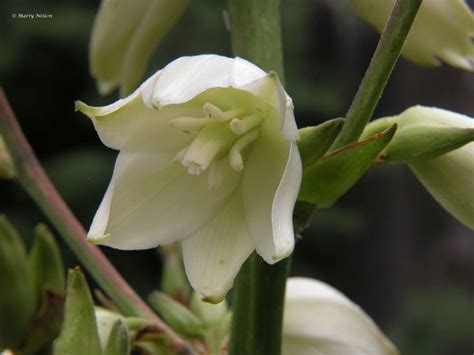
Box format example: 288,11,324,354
349,0,474,71
90,0,189,96
148,291,204,337
364,106,474,163
365,106,474,230
54,268,102,355
411,141,474,230
190,292,229,329
0,216,35,349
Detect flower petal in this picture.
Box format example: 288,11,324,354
146,55,267,108
182,187,254,303
349,0,474,71
243,115,302,264
76,71,202,153
410,143,474,230
88,150,241,249
241,73,299,140
283,278,398,355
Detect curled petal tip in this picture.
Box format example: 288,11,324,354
87,233,111,245
201,294,226,305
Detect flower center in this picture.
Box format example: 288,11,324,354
169,103,263,177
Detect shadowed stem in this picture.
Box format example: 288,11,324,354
228,1,289,354
331,0,423,149
0,88,191,354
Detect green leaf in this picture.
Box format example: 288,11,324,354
53,267,102,355
104,319,130,355
298,118,344,167
299,125,397,207
20,289,65,354
0,215,35,349
148,291,204,337
29,223,65,305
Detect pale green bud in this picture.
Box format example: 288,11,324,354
365,106,474,163
90,0,189,96
148,291,204,337
411,142,474,230
94,308,130,354
190,292,229,329
365,106,474,230
349,0,474,71
283,278,398,355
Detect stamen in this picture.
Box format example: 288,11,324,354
203,103,244,120
229,129,259,172
169,117,210,132
229,114,263,136
183,161,204,175
182,124,236,174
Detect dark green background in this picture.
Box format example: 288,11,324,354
1,1,473,354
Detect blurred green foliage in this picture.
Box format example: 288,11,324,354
0,1,473,354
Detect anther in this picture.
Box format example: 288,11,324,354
229,129,259,172
229,114,263,136
203,103,244,120
169,117,210,132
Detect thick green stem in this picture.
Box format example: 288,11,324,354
230,254,290,355
228,0,284,79
331,0,423,149
227,1,288,354
0,89,191,354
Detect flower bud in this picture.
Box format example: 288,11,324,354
90,0,189,96
283,277,398,355
410,142,474,230
190,292,229,329
148,291,204,337
365,106,474,230
349,0,474,71
367,106,474,163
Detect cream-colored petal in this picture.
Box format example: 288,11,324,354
243,115,302,264
410,143,474,230
147,55,267,108
283,278,398,355
349,0,474,71
89,0,153,95
76,71,201,153
241,73,299,141
88,149,241,249
182,187,254,303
